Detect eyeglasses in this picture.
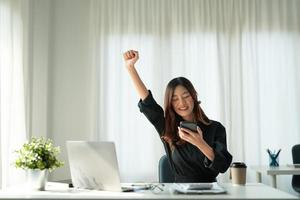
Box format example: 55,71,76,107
130,183,165,193
149,183,165,193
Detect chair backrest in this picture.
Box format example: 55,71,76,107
158,155,175,183
292,144,300,193
292,144,300,164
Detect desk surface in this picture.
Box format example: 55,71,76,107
0,182,297,200
251,165,300,175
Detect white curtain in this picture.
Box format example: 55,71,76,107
91,0,300,192
0,0,29,188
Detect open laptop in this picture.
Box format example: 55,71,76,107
67,141,132,192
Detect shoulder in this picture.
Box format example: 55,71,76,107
207,120,226,134
208,120,224,128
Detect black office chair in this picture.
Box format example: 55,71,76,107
158,155,175,183
292,144,300,193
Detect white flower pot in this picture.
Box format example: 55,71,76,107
26,169,49,191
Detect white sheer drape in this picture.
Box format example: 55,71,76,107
0,0,29,188
91,0,300,192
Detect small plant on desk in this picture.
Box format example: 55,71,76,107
14,137,64,190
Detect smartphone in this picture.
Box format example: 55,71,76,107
180,121,198,132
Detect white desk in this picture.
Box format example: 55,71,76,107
0,182,297,199
251,165,300,188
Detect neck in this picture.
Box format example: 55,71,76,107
183,114,195,122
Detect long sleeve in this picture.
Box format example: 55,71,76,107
137,90,176,174
204,123,232,173
137,90,165,136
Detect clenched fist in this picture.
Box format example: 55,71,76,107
123,50,139,68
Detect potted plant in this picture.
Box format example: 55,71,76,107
14,137,64,190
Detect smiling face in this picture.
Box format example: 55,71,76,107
163,77,211,144
171,85,195,121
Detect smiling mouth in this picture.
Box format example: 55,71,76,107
178,107,188,111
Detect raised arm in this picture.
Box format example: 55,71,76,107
123,50,149,100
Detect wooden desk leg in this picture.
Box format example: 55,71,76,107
256,172,262,183
270,175,277,188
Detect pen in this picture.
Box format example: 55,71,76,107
275,149,281,159
267,149,272,156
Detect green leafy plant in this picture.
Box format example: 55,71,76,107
15,137,64,171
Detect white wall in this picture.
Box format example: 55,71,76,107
29,0,50,139
49,0,95,181
30,0,94,181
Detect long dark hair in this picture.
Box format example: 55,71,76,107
162,77,211,146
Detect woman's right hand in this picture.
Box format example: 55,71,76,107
122,49,149,100
123,50,139,68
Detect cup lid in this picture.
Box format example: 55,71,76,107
231,162,247,168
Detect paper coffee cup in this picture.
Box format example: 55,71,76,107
230,162,247,185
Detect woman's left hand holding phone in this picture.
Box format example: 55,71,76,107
178,126,215,161
178,126,204,147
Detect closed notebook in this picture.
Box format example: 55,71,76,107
171,182,226,194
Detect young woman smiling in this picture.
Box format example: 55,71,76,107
123,50,232,183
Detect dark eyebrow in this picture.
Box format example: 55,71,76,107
172,91,189,98
181,91,190,96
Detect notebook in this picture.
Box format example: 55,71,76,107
66,141,133,192
171,182,226,194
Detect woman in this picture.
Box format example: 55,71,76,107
123,50,232,183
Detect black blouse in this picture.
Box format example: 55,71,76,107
138,91,232,183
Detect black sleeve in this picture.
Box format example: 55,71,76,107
203,123,232,173
137,90,165,136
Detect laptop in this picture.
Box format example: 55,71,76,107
67,141,132,192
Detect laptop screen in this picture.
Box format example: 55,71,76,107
67,141,122,191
